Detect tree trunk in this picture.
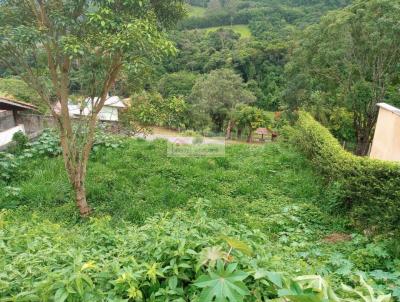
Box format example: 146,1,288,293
74,177,91,216
355,133,371,156
354,113,377,156
237,128,242,140
226,120,232,140
247,129,253,143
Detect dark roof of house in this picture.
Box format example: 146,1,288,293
0,96,38,111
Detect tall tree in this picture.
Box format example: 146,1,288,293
285,0,400,155
189,68,255,135
233,104,271,142
0,0,185,216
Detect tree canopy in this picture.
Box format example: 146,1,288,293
189,68,255,133
0,0,185,215
284,0,400,155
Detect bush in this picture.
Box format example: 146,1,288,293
11,131,29,153
0,205,393,301
289,112,400,232
0,153,18,183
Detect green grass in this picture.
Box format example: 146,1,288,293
1,138,398,298
186,4,207,17
3,140,325,225
204,25,252,38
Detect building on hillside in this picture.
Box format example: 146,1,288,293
370,103,400,161
84,96,126,121
0,97,38,149
54,96,126,122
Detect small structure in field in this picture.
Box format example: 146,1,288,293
255,127,272,141
370,103,400,161
0,97,38,148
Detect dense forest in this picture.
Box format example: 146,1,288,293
99,0,398,154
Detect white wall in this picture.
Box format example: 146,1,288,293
98,106,119,121
0,124,25,148
370,106,400,161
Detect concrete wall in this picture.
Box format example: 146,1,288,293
370,106,400,161
15,113,56,136
0,110,15,132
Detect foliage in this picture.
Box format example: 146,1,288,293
1,136,399,298
284,0,400,155
233,104,272,141
22,130,63,158
10,131,28,154
194,261,250,301
0,0,186,215
289,111,400,232
0,204,396,301
0,152,17,183
121,91,189,132
158,71,199,98
0,129,122,184
0,77,44,112
341,275,392,302
205,25,252,38
179,0,349,30
161,29,288,112
189,68,255,132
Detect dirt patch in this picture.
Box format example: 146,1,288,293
322,233,352,244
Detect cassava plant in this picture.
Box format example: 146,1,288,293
0,0,185,216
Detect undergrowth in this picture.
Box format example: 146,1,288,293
0,136,399,300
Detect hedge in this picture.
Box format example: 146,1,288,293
289,111,400,232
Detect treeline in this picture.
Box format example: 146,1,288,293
179,0,400,155
180,0,351,30
179,10,253,29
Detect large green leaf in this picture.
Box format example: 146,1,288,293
194,261,250,302
220,236,253,256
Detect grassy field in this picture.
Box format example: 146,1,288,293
204,24,252,38
186,4,207,17
1,139,393,267
1,138,398,299
2,140,323,224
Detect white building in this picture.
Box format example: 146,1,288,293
0,97,38,149
84,96,126,122
55,96,126,122
370,103,400,161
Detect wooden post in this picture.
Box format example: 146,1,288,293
12,109,18,126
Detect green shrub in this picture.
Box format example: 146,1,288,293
289,112,400,232
0,153,18,183
23,129,62,158
11,131,28,153
0,205,393,301
182,129,198,137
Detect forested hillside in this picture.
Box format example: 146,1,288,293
183,0,351,30
132,0,352,113
102,0,356,141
